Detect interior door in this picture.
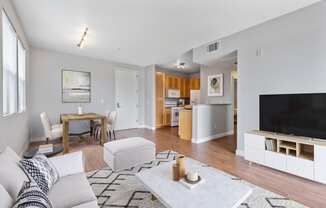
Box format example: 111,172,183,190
115,69,139,130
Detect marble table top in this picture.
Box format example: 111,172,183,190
136,158,252,208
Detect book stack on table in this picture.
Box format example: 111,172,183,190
38,144,53,154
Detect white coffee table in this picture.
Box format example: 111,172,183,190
136,158,252,208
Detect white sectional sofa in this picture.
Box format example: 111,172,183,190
0,147,99,208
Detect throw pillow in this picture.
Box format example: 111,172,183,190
0,147,28,200
13,180,53,208
0,184,13,208
19,154,59,194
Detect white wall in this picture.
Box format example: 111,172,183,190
29,48,145,140
194,1,326,153
192,104,233,143
0,0,30,153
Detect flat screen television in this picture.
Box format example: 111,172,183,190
260,93,326,140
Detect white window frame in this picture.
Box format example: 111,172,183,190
2,9,26,116
17,39,26,113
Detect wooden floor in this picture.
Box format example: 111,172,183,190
33,127,326,208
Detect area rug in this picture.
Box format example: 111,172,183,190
87,151,307,208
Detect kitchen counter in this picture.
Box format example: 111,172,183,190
178,109,192,141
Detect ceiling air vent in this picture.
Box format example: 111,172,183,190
207,41,221,53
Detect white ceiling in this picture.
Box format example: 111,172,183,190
157,50,201,74
13,0,320,66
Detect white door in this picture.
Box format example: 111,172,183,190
115,69,139,130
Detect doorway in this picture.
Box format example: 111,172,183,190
115,69,139,130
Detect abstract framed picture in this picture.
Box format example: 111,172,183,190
208,73,223,96
62,69,91,103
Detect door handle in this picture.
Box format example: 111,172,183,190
117,102,120,108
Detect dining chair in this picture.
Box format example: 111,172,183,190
108,111,117,140
40,112,63,143
94,111,118,141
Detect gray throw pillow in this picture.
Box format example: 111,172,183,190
19,154,59,194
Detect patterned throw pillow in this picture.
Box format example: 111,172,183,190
19,154,59,194
13,180,53,208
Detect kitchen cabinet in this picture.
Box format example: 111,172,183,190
190,77,200,90
164,108,171,126
156,72,199,127
155,72,165,127
179,77,190,98
165,75,180,91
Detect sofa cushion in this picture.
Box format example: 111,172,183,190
104,137,155,155
0,147,28,200
49,173,97,208
19,154,59,194
2,146,21,162
0,184,13,208
72,201,99,208
13,180,53,208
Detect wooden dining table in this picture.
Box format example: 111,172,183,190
60,113,108,154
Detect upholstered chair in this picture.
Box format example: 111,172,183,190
40,112,63,143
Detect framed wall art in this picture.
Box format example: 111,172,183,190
208,73,223,96
62,69,91,103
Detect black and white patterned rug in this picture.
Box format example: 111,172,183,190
87,151,307,208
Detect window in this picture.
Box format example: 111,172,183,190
18,40,26,112
2,10,26,116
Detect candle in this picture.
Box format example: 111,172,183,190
187,171,199,182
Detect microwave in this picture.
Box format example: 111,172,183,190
167,89,180,98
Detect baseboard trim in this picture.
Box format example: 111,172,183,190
30,137,47,143
138,125,156,130
192,131,234,144
236,149,244,157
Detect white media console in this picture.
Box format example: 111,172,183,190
244,130,326,184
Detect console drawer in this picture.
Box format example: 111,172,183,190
265,151,286,172
245,147,265,165
286,156,314,180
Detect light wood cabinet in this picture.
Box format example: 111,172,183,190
179,77,190,98
185,78,190,98
156,72,199,127
190,77,200,90
164,108,171,126
155,72,165,127
165,75,180,91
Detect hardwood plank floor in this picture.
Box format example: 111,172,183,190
31,127,326,208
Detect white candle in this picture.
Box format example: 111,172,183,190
187,171,198,181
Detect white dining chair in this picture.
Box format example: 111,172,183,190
108,111,117,140
40,112,63,143
94,111,118,141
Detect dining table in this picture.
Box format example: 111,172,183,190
60,113,108,154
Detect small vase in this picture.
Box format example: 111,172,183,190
78,106,83,115
172,163,180,181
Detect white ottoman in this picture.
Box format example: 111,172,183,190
103,137,156,171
